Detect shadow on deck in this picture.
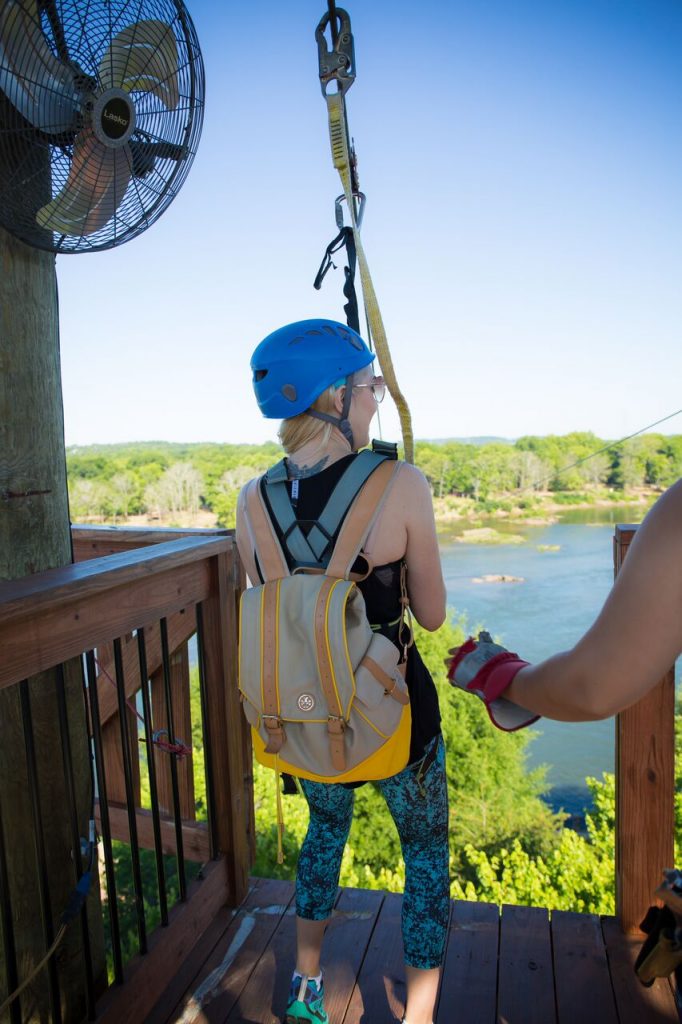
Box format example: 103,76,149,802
146,878,679,1024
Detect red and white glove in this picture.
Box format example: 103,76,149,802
445,630,540,732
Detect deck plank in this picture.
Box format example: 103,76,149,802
164,877,295,1023
323,887,385,1024
498,904,556,1024
601,916,678,1023
552,910,617,1024
343,891,406,1023
436,900,499,1024
224,879,303,1023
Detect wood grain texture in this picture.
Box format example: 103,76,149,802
614,526,675,933
95,801,210,862
94,858,231,1024
497,904,555,1024
437,900,498,1024
0,553,212,690
552,910,617,1024
601,915,678,1023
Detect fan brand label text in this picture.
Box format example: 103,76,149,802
104,112,129,126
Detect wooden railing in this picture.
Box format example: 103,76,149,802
0,525,253,1023
613,525,676,934
0,521,675,1021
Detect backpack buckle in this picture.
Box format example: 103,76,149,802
327,715,346,735
262,714,285,754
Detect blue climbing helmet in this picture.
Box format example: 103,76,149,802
251,319,374,446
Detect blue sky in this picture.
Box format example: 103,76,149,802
56,0,682,448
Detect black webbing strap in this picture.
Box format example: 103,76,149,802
313,226,360,334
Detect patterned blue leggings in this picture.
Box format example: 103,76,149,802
297,735,450,970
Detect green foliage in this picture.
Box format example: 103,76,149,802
66,435,680,525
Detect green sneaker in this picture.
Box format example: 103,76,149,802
284,973,328,1023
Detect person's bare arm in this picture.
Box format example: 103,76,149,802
507,479,682,720
402,464,447,631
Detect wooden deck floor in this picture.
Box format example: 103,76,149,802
146,877,680,1024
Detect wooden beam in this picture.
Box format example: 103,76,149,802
95,801,210,863
0,534,230,620
72,525,233,562
0,543,227,690
614,525,675,934
94,857,230,1024
199,550,252,905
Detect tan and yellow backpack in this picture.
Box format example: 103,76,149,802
238,450,411,793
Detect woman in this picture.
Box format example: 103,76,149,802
448,477,682,724
236,319,449,1024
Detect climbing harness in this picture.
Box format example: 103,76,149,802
315,3,415,463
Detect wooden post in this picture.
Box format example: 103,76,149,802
0,224,107,1018
614,525,675,933
199,548,252,905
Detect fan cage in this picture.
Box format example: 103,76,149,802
0,0,205,253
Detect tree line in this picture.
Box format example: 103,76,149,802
66,432,682,527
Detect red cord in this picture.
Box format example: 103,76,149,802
94,657,192,759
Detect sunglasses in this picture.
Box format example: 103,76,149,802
352,376,386,404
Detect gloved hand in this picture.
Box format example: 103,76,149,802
445,630,540,731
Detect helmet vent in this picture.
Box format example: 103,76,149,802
281,384,297,402
254,369,268,381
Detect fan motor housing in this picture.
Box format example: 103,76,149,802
93,89,136,147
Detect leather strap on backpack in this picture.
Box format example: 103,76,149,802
243,478,290,581
325,460,400,580
261,579,285,754
313,577,348,771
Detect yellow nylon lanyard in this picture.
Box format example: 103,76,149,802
325,91,415,465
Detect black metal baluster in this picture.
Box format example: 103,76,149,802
0,786,21,1024
136,628,168,926
112,639,147,954
195,603,218,858
54,663,95,1019
84,651,123,984
19,680,62,1024
159,618,186,900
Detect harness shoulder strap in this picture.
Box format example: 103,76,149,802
326,461,401,580
262,449,388,568
305,449,387,560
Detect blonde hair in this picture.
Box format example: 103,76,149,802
278,383,340,455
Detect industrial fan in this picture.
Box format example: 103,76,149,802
0,0,204,252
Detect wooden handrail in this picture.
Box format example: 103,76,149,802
0,536,234,691
614,524,675,933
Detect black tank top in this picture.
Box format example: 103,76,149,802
259,453,441,764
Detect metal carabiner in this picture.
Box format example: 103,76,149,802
316,7,356,97
335,191,366,230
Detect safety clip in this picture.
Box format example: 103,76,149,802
335,191,366,230
316,7,356,97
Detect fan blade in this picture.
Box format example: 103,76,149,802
98,19,180,110
0,0,77,133
36,129,132,236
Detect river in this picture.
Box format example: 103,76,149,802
438,505,677,816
